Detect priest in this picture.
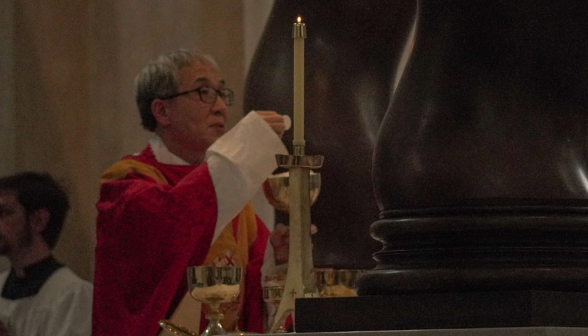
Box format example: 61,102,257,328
93,49,289,336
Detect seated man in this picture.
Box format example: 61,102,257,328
0,172,93,336
92,49,289,336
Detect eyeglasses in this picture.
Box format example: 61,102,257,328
161,86,234,106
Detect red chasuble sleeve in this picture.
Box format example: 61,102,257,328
92,162,217,336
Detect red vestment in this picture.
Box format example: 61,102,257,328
93,146,268,336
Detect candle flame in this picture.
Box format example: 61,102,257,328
297,16,302,23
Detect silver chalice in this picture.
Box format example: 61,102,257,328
187,266,242,336
263,171,321,213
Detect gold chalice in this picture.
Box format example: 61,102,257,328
263,171,321,213
262,274,287,333
315,269,364,297
187,266,242,336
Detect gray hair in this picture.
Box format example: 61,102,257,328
134,49,219,131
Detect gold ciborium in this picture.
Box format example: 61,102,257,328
187,266,242,336
315,269,364,297
158,319,198,336
263,171,321,213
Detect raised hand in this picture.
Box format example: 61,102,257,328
254,111,287,137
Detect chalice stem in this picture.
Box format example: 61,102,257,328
203,303,226,336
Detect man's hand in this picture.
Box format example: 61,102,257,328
270,223,318,265
270,223,289,265
254,111,287,137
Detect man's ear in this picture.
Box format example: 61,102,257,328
151,99,171,127
30,208,50,233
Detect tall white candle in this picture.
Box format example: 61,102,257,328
293,17,306,143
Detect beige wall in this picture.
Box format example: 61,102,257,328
0,0,15,176
0,0,15,272
0,0,274,280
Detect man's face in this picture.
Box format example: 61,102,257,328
0,192,33,257
164,61,230,158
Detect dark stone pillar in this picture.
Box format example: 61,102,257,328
359,0,588,295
